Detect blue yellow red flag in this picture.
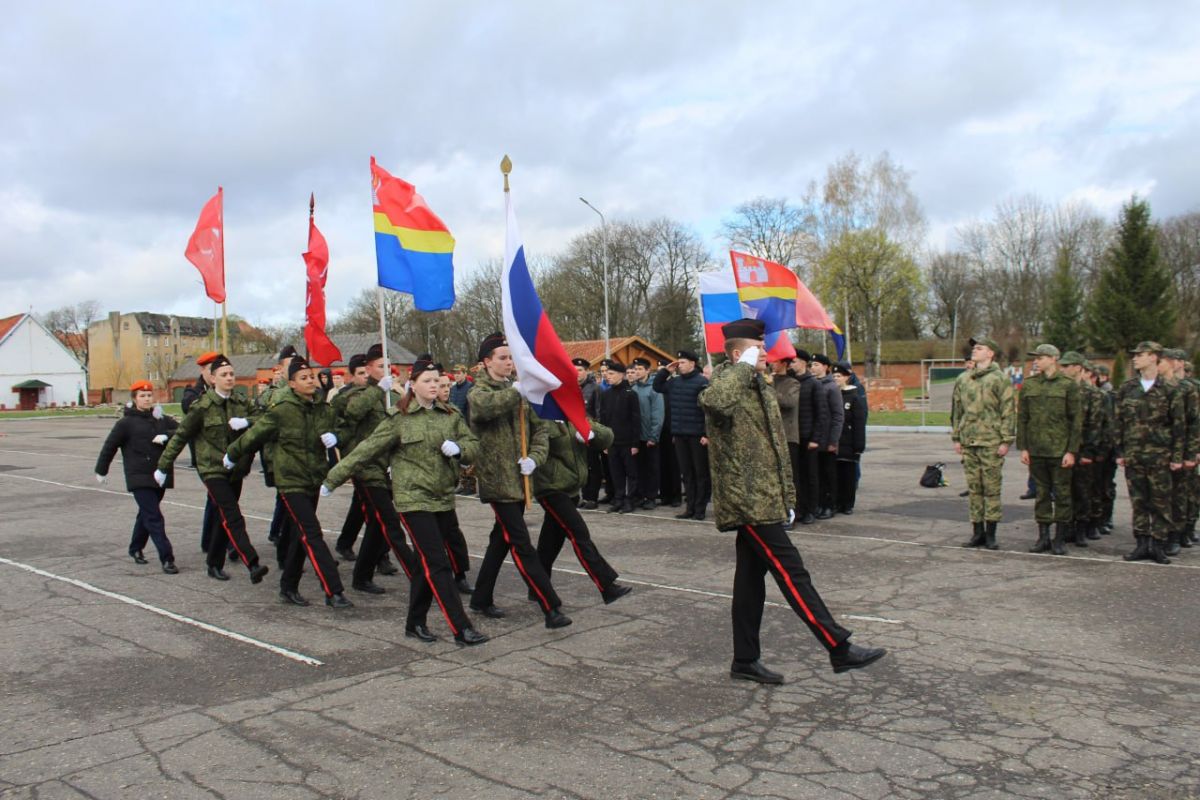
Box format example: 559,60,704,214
370,157,455,311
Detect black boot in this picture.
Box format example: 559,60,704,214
1071,521,1088,548
984,521,999,550
1029,524,1051,553
1123,535,1150,561
1149,537,1172,565
1050,523,1068,555
1180,530,1193,549
1163,533,1181,557
1085,522,1101,541
962,521,986,548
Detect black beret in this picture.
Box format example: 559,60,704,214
287,356,311,379
832,361,853,375
604,359,627,372
347,354,367,372
417,352,433,362
276,344,297,362
571,357,590,368
433,362,445,374
410,358,438,377
631,357,651,368
677,349,698,362
209,353,232,373
478,332,507,362
720,318,766,340
366,343,385,362
811,353,832,367
793,348,812,362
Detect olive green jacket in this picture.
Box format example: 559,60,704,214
698,362,795,532
226,388,336,494
325,401,478,512
1016,370,1082,458
467,373,549,504
533,419,614,498
157,389,256,480
332,380,398,487
950,363,1015,447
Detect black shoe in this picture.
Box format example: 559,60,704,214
962,522,986,548
830,642,887,673
599,495,613,505
693,511,706,521
958,489,970,497
130,550,148,565
404,624,438,643
470,603,506,619
455,576,474,594
335,546,357,563
605,504,622,514
619,502,634,514
580,500,598,510
984,522,999,550
455,627,489,646
267,532,280,544
601,583,632,604
840,507,854,515
352,581,386,595
544,609,573,629
1124,535,1151,561
1029,524,1051,553
1164,533,1182,557
1085,524,1101,541
799,513,816,525
325,593,354,608
249,563,269,584
1180,534,1193,549
640,499,656,510
206,566,231,581
1019,489,1036,500
674,511,695,520
815,508,834,521
1149,538,1172,565
162,561,179,574
376,555,399,576
730,660,784,685
279,589,309,606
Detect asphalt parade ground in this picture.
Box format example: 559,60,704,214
1,417,1197,800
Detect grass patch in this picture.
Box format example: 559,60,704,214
0,402,185,420
870,410,951,426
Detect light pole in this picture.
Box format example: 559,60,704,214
579,197,610,359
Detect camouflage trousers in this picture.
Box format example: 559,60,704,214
961,445,1004,522
1122,458,1174,541
1029,456,1072,523
1071,460,1093,525
1170,468,1198,535
1100,457,1118,523
1188,468,1200,528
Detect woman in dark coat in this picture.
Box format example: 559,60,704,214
94,380,180,572
832,363,866,514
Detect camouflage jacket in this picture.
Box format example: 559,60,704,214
533,419,614,498
950,363,1015,447
467,373,549,504
1114,375,1185,463
226,388,336,494
333,380,399,487
325,400,477,512
157,389,256,480
1016,370,1081,457
1167,378,1200,462
698,362,794,532
1077,382,1108,460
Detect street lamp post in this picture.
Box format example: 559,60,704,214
579,197,610,359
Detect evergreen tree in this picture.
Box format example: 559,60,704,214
1042,246,1084,350
1085,196,1174,353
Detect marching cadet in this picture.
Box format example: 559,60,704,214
323,358,487,645
95,380,180,573
226,356,351,607
832,361,866,514
156,354,270,584
1059,352,1104,547
1017,344,1081,556
182,351,218,551
330,353,369,563
698,318,885,685
951,335,1014,550
258,345,296,547
1158,348,1197,556
437,367,475,593
467,333,572,629
1116,342,1184,565
533,415,633,604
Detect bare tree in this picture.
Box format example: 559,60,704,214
720,198,809,274
1158,210,1200,347
38,300,99,367
925,250,979,349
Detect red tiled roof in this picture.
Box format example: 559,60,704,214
561,337,639,364
0,313,25,342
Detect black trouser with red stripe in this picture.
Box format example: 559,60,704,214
732,522,850,663
202,477,261,571
336,483,365,552
473,501,561,612
441,509,471,580
397,510,473,634
278,492,344,597
352,480,415,586
536,492,618,593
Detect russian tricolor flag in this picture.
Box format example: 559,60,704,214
699,269,796,361
501,189,592,438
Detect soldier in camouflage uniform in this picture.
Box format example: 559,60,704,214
698,318,885,685
1082,361,1114,539
1116,342,1184,565
1017,344,1081,555
257,345,295,546
1094,364,1118,534
1185,361,1200,544
1158,349,1198,555
951,335,1014,550
1060,352,1104,546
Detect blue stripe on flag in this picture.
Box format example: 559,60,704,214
375,233,456,311
507,245,544,352
701,292,742,322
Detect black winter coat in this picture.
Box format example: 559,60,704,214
598,381,642,446
837,386,866,460
795,371,822,442
181,377,207,414
95,406,179,490
652,367,708,437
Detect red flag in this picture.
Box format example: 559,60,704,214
303,198,342,367
184,187,226,303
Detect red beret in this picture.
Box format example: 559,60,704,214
130,380,153,393
333,369,346,376
196,352,219,366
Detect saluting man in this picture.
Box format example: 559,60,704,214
699,319,885,685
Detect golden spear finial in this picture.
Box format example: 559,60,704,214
500,154,512,192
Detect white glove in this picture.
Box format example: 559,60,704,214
575,430,596,443
228,417,249,431
320,484,333,497
511,381,525,397
320,432,337,449
517,457,536,475
153,469,167,487
378,375,393,392
738,346,761,366
441,440,461,457
222,454,235,470
152,434,168,445
152,405,163,420
95,473,107,484
788,508,796,525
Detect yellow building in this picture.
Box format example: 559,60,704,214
87,312,215,403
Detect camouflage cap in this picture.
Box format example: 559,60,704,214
1027,344,1061,358
1163,347,1189,360
1058,351,1086,366
1082,360,1097,373
1129,341,1164,355
968,334,1000,354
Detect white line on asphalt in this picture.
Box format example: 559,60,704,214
844,614,904,624
0,556,323,667
0,447,95,460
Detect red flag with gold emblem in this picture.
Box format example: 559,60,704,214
303,195,342,367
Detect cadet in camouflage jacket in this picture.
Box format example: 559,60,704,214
951,339,1015,546
1017,347,1081,537
467,373,550,504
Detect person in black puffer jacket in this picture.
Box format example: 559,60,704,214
95,380,180,573
653,349,711,520
597,359,642,513
833,362,867,514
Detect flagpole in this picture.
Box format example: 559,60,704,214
376,287,391,411
221,303,229,354
843,298,851,364
502,154,532,509
695,281,712,369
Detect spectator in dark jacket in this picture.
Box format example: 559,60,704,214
574,358,605,507
793,350,826,523
597,359,641,513
449,364,473,419
810,353,844,519
95,381,180,573
653,349,711,520
833,362,867,514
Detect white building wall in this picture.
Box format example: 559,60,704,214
0,316,88,409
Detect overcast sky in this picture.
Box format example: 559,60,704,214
2,1,1197,328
